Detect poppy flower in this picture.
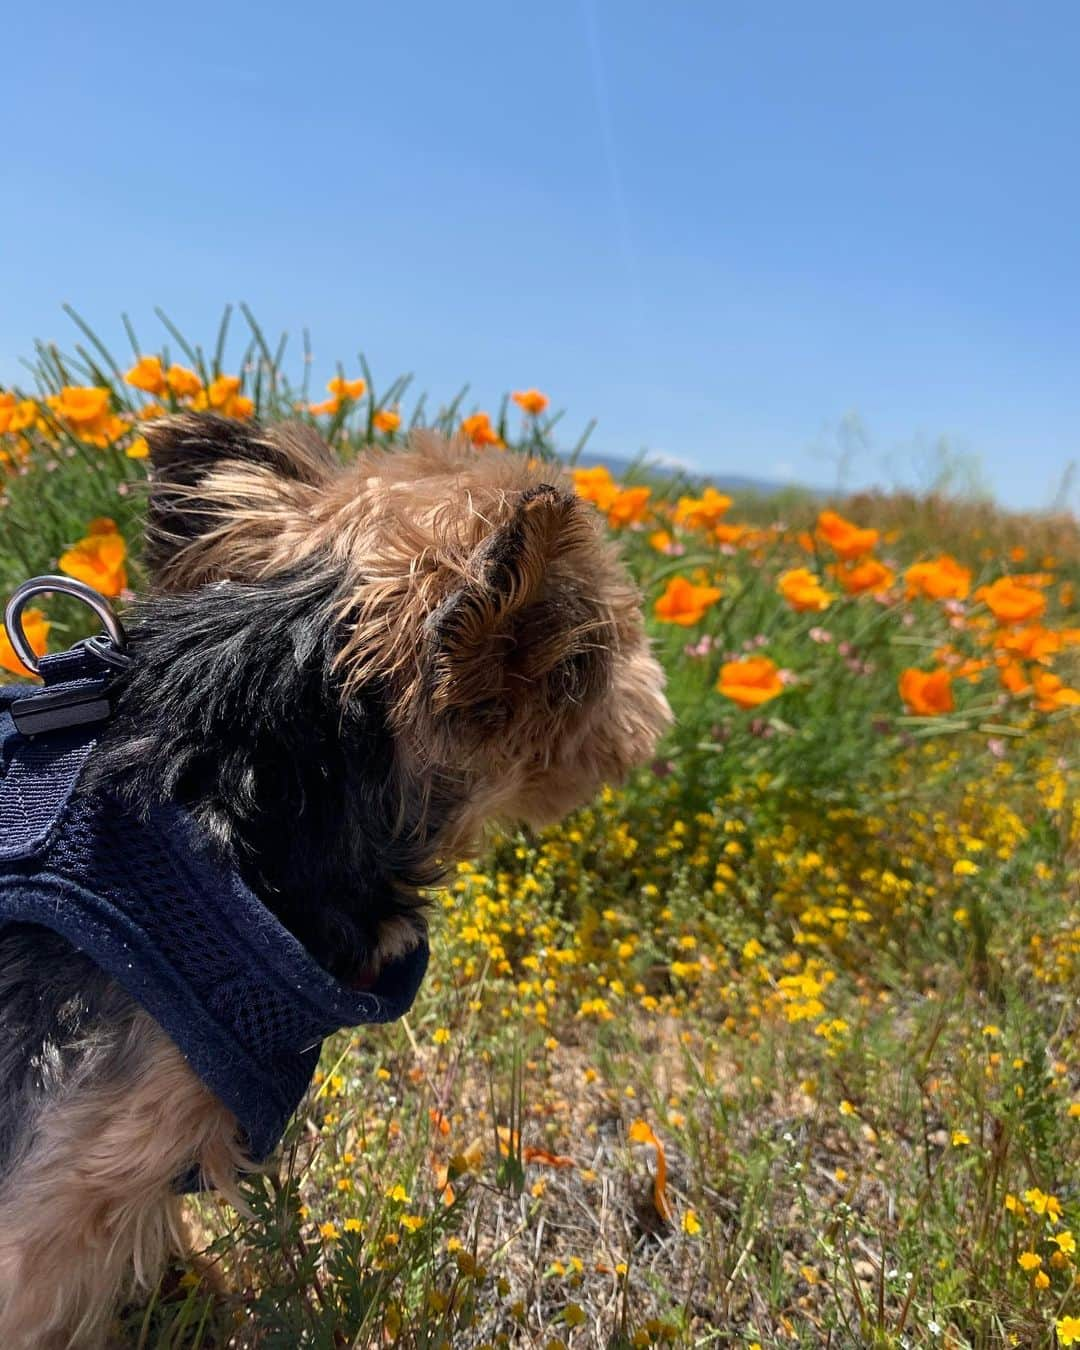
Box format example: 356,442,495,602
816,509,879,560
511,388,549,416
674,487,732,531
654,576,722,626
165,365,203,399
976,577,1046,625
327,376,367,402
905,555,972,601
58,524,128,597
0,606,49,675
572,465,618,512
833,558,895,596
607,486,651,528
1031,671,1080,712
899,667,954,716
124,356,167,397
717,655,784,709
374,408,401,433
460,412,502,448
778,567,834,613
628,1120,672,1220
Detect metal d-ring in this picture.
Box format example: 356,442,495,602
4,575,127,676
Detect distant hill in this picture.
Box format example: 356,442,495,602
563,450,826,499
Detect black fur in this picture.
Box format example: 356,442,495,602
87,569,455,980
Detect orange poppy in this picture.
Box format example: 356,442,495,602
374,408,401,434
460,412,502,448
1031,671,1080,713
717,655,784,709
327,376,367,402
628,1120,672,1221
607,486,651,528
778,567,834,613
166,365,203,399
833,558,895,595
654,576,722,626
816,509,879,560
58,524,128,598
899,667,954,715
976,578,1047,625
511,388,549,416
572,465,618,512
124,355,167,397
905,555,972,601
674,487,732,531
0,606,49,675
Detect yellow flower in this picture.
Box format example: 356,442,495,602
511,388,549,416
374,408,401,434
319,1222,340,1241
0,607,49,675
950,1130,971,1147
717,656,784,710
1018,1251,1041,1271
1023,1188,1063,1221
953,859,979,877
1034,1270,1050,1289
1052,1230,1076,1255
124,355,167,396
681,1210,701,1235
399,1214,424,1232
344,1217,362,1233
59,524,128,597
777,567,834,613
433,1027,451,1045
1058,1316,1080,1346
126,435,150,460
387,1184,409,1203
839,1100,856,1116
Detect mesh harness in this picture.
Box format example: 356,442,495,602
0,644,428,1163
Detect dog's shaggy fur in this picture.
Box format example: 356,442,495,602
0,414,670,1347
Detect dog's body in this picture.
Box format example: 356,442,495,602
0,415,669,1347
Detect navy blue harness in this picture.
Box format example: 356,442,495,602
0,642,428,1162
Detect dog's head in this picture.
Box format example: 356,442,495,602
140,413,670,852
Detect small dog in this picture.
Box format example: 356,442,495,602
0,413,669,1347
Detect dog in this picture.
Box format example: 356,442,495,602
0,412,670,1347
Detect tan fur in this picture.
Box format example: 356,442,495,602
147,421,671,843
0,1013,248,1350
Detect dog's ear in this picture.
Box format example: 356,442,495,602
422,485,612,733
141,413,334,588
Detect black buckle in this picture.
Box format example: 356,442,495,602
11,683,114,736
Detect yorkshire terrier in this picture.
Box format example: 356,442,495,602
0,413,670,1347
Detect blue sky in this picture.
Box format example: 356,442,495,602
2,1,1078,509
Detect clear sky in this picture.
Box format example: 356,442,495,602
3,1,1078,509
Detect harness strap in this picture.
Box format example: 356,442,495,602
0,650,113,862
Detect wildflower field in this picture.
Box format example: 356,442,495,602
2,309,1079,1349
